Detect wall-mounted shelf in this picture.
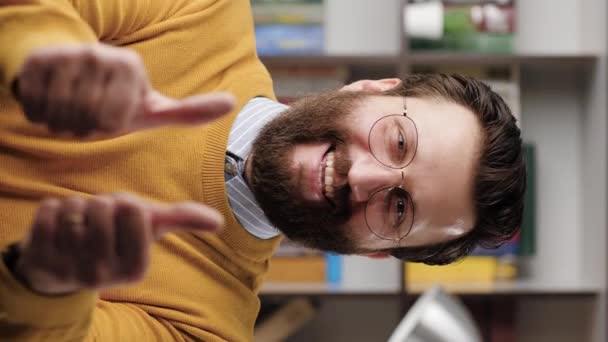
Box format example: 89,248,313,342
259,279,601,297
407,280,602,296
260,53,598,67
260,282,402,296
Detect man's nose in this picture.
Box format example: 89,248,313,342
348,157,404,203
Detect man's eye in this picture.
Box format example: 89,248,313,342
388,190,408,227
393,129,407,163
394,196,406,223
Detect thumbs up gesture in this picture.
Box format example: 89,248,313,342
11,193,223,295
14,44,235,136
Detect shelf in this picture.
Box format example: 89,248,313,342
260,53,598,67
260,280,601,297
260,282,402,296
407,53,598,67
407,280,602,296
260,55,399,67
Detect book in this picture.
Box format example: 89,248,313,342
267,65,349,103
266,254,326,282
519,143,536,256
255,24,324,55
253,2,323,24
252,0,322,3
405,256,517,285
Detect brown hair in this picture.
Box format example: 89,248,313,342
385,74,526,265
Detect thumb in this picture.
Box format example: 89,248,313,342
148,202,224,238
129,91,236,132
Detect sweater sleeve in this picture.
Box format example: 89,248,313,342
0,0,97,94
0,260,199,341
0,0,198,93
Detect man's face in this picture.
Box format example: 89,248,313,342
249,81,482,255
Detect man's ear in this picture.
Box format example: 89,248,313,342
361,252,391,259
341,78,402,93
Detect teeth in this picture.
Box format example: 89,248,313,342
323,151,335,199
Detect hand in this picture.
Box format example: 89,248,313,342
12,193,224,295
14,44,235,136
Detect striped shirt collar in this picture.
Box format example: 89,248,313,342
225,97,288,239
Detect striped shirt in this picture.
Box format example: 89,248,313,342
224,97,288,239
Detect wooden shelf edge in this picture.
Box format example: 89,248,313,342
260,55,399,66
260,282,402,296
260,53,598,67
406,280,603,296
259,280,603,296
408,52,598,66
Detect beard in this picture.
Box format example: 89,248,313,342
249,90,368,254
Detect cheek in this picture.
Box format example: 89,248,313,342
345,209,381,245
347,209,373,242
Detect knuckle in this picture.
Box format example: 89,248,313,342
88,195,114,211
41,197,61,210
64,196,86,208
111,192,141,206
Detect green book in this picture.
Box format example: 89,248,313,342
519,143,536,256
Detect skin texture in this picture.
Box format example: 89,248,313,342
248,79,482,256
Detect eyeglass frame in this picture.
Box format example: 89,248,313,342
364,97,418,242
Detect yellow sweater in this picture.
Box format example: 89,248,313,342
0,1,281,341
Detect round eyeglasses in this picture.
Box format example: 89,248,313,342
364,99,418,242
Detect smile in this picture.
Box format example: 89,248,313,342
320,145,336,205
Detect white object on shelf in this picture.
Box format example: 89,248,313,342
404,1,444,40
340,255,402,291
388,285,482,342
324,0,401,55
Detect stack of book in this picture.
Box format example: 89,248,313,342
407,0,515,53
265,239,341,283
267,64,349,104
253,0,324,56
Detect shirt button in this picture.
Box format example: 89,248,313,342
225,162,236,176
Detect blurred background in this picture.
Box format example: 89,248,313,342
251,0,607,341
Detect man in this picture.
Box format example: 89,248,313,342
0,0,525,341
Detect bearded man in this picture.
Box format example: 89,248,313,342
0,1,525,341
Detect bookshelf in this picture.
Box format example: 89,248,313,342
261,54,598,67
256,0,607,341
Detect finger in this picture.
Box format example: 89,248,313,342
97,63,142,132
113,197,151,281
71,51,105,136
147,202,224,238
22,198,61,269
131,92,235,131
54,197,87,280
80,196,115,286
45,58,81,132
18,56,50,124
